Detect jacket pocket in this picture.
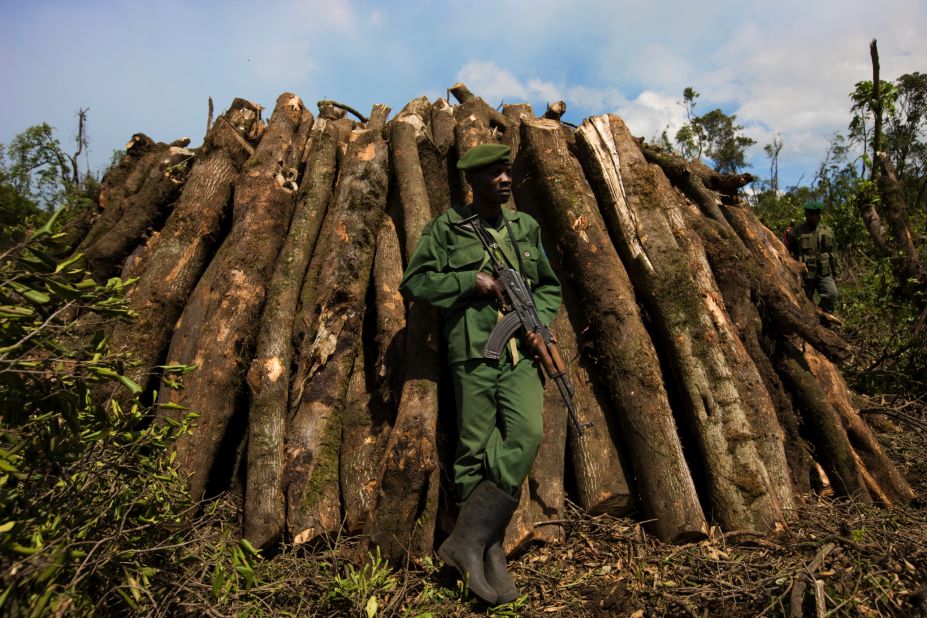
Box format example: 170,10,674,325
448,242,485,270
799,235,814,254
517,246,540,286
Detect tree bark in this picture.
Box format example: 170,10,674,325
366,115,444,562
576,115,788,532
76,134,158,252
285,124,389,544
245,116,345,550
158,93,308,500
340,215,405,533
775,342,871,501
370,214,407,405
680,203,813,495
519,117,707,542
803,348,915,505
878,156,923,288
83,144,194,280
104,100,261,405
513,135,634,519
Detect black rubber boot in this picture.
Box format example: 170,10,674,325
483,533,518,604
437,481,518,605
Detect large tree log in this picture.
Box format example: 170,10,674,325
158,93,308,500
558,283,636,515
576,115,790,532
340,348,376,532
518,117,707,542
244,117,346,550
285,121,390,544
370,214,407,405
678,203,813,494
712,194,913,505
366,109,445,562
75,134,158,252
503,103,634,516
59,134,158,253
104,100,261,404
390,116,433,259
659,175,796,513
804,348,915,505
82,142,193,280
430,98,457,158
641,145,852,363
502,103,535,158
340,215,405,532
775,342,870,500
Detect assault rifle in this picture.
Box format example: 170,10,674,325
458,213,592,436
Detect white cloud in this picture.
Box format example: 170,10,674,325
615,91,689,142
455,61,529,102
454,61,686,142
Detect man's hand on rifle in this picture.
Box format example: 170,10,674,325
474,272,506,306
524,331,550,362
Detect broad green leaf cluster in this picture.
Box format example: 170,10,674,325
0,218,197,615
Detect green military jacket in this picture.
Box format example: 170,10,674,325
787,222,838,279
399,204,561,364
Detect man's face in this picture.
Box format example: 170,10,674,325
805,210,821,227
468,162,512,205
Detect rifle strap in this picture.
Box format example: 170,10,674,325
502,214,530,282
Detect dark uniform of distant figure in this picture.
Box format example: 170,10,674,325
399,143,561,606
787,200,838,313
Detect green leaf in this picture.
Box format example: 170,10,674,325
89,366,120,379
158,363,199,375
117,374,143,394
157,402,188,411
365,595,379,618
28,205,66,240
54,252,84,273
44,279,82,299
0,304,34,318
6,281,50,305
0,521,15,533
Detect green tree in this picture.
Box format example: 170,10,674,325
674,87,757,173
0,114,98,249
2,123,75,210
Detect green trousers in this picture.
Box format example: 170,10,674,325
803,275,838,313
451,357,544,501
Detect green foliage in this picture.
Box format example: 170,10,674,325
1,124,74,211
325,547,398,617
674,87,756,173
838,253,927,395
0,122,101,251
0,217,197,615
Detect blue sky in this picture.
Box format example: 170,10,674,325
2,0,925,190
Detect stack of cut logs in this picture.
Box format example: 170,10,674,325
72,83,914,561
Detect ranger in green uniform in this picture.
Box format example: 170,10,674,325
787,200,839,313
399,143,561,605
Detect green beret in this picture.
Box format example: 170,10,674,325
457,143,511,170
803,200,824,211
